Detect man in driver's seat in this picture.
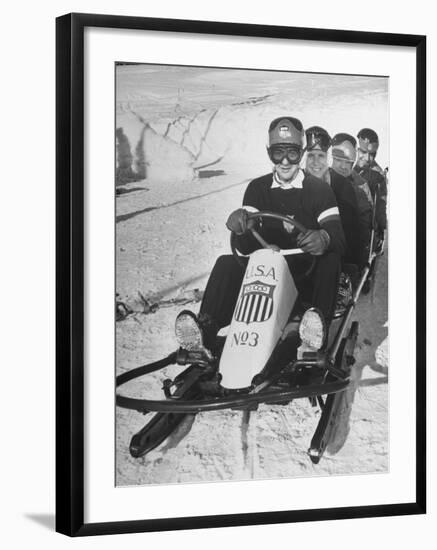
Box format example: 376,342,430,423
176,117,345,354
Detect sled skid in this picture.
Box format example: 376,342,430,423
308,322,359,463
308,391,345,464
130,411,191,457
129,365,204,457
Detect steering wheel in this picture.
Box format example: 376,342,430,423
230,211,316,279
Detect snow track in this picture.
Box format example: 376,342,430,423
115,176,388,486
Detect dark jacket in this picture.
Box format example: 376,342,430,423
328,168,363,265
237,171,346,256
354,165,387,231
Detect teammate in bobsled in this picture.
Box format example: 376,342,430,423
176,116,346,355
354,128,387,238
328,132,375,268
304,126,363,268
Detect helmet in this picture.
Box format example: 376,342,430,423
357,128,379,154
268,117,304,147
331,133,357,163
305,126,331,152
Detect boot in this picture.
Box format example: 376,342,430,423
175,310,218,357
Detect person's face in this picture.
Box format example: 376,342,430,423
268,145,301,182
275,155,300,182
305,150,329,179
356,146,376,169
332,157,354,178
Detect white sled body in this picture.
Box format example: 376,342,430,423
219,249,298,389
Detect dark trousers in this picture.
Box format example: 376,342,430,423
200,252,341,327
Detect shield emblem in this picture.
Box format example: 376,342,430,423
279,125,292,139
234,280,276,324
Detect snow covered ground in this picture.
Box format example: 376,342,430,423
115,64,388,486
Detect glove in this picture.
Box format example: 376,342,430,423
296,229,330,256
226,208,254,235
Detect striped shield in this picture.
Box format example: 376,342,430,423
234,280,276,324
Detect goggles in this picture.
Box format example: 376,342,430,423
332,153,354,164
267,144,302,165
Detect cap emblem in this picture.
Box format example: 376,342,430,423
278,125,292,139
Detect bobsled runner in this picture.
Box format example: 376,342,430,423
116,210,384,464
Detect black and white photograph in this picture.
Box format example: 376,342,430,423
115,63,389,486
0,0,431,545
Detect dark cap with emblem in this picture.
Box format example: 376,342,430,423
305,126,331,152
268,117,304,147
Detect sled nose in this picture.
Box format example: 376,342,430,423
219,250,298,389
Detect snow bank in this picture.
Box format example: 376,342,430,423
116,65,389,185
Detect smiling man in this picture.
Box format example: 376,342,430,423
354,128,387,235
233,118,344,257
331,132,357,179
175,117,346,355
304,125,331,180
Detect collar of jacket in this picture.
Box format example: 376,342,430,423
271,169,304,189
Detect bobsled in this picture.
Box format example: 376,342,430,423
116,210,383,464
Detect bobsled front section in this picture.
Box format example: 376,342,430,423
219,249,298,389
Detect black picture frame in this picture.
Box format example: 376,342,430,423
56,12,426,537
